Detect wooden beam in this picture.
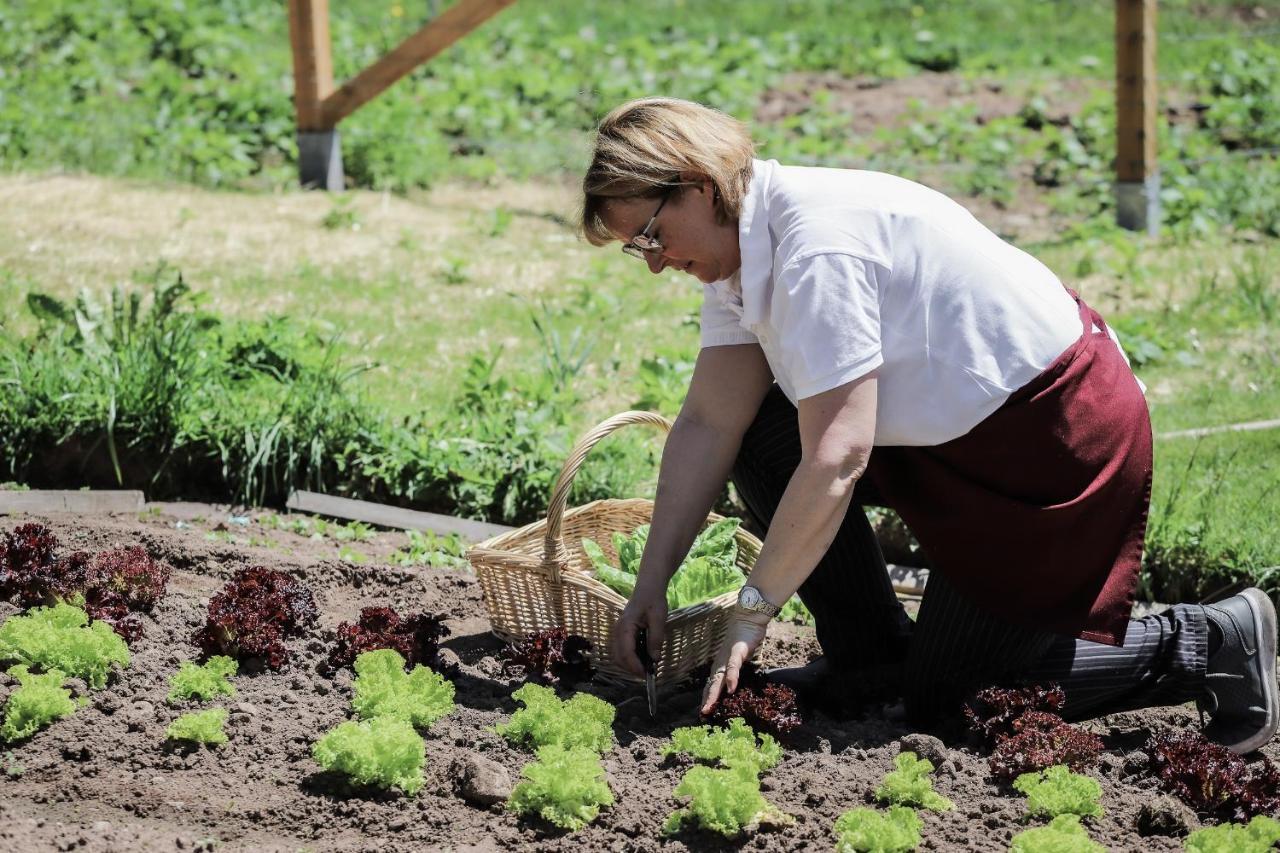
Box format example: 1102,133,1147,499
288,0,335,131
1115,0,1159,232
0,490,145,514
321,0,517,126
286,490,513,542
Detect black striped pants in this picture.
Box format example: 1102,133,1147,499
731,385,1209,724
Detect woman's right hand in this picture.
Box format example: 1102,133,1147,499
611,581,668,678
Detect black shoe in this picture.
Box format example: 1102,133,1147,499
1198,588,1279,754
764,656,901,719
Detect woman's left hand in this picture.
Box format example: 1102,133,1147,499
700,608,773,715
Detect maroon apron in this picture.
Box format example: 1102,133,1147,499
864,291,1153,646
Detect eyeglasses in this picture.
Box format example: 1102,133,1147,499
621,186,676,260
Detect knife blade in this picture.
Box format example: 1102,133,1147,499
635,627,658,718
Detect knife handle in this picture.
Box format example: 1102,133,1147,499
634,627,655,674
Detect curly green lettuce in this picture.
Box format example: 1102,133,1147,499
166,707,229,745
834,805,922,853
1013,764,1103,819
351,648,454,729
312,716,424,795
507,744,614,831
1186,815,1280,853
497,683,614,754
1,665,76,742
1010,814,1105,853
662,717,782,773
0,602,129,688
875,752,954,812
167,655,238,703
663,763,789,837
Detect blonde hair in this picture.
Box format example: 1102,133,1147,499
580,97,755,246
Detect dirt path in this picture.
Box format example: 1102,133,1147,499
0,510,1264,851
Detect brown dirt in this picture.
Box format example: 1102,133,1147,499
1,510,1272,852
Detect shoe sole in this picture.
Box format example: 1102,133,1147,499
1235,588,1279,754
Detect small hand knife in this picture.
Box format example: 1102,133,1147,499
635,628,658,718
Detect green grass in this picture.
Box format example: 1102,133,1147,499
0,0,1277,589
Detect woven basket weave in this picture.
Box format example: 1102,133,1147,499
467,410,762,687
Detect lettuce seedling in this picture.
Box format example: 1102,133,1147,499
193,566,317,669
1013,764,1103,819
1185,815,1280,853
581,518,744,610
327,606,450,673
875,752,954,811
663,717,782,773
663,764,789,837
833,805,922,853
351,649,454,729
0,602,129,688
167,656,238,703
0,523,59,603
312,716,425,796
500,627,595,686
507,744,615,831
166,708,229,746
1,665,76,742
497,683,614,754
1009,814,1104,853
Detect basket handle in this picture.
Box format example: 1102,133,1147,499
540,410,674,582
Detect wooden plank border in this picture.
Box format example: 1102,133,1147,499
286,490,513,542
0,490,146,514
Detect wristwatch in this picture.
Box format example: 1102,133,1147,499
736,585,781,618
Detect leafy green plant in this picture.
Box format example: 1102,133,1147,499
389,529,469,570
320,197,362,231
1013,765,1103,819
350,648,455,729
581,518,743,610
167,656,238,703
496,683,614,754
166,708,229,746
0,603,130,688
875,752,954,812
1,665,76,742
662,717,782,774
312,716,424,796
1009,814,1104,853
833,805,922,853
507,744,614,831
662,764,789,837
1186,815,1280,853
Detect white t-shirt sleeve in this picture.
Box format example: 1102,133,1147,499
773,252,885,399
699,289,758,348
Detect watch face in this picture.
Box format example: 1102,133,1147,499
739,586,761,609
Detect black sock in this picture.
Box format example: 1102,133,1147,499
1207,618,1224,656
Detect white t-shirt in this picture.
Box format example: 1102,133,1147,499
700,158,1134,446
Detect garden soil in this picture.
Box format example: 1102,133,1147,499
1,509,1271,852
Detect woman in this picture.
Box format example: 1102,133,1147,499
581,97,1277,753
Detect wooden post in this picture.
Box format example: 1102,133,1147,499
321,0,518,127
1115,0,1159,234
288,0,344,189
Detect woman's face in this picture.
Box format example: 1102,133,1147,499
602,174,741,285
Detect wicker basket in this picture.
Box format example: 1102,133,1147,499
466,410,762,687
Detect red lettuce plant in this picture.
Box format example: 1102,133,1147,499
501,628,595,686
703,664,803,737
194,567,317,669
0,526,170,642
327,606,452,674
1145,730,1280,821
987,710,1104,781
964,683,1067,746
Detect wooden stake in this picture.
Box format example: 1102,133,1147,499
321,0,517,126
287,0,334,131
1115,0,1160,233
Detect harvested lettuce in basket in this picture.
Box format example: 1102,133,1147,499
581,519,744,610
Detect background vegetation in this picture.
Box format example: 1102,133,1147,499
1,0,1277,602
